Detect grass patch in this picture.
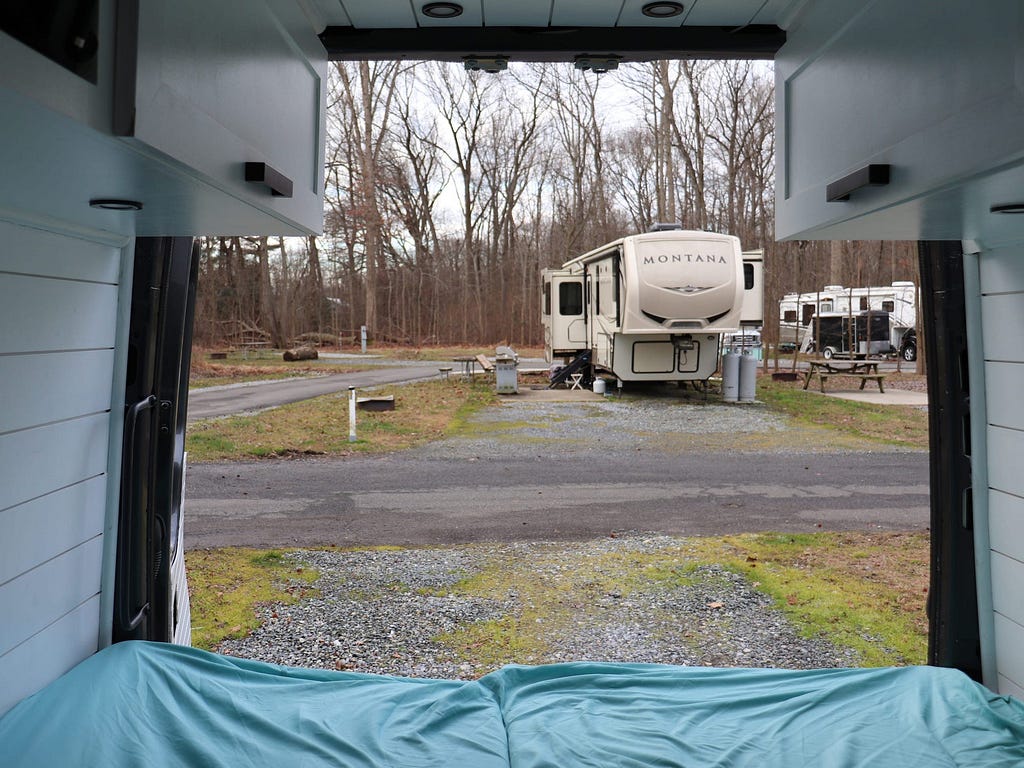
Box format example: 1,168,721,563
186,547,319,650
189,348,369,389
684,532,930,666
757,376,929,449
186,379,497,461
374,345,544,361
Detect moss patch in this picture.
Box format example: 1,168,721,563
683,532,930,665
186,548,319,650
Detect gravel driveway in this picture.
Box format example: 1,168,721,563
213,388,923,676
218,535,859,678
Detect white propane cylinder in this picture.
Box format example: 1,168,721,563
739,354,757,403
593,378,607,395
722,352,740,402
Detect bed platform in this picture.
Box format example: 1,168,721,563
1,641,1022,766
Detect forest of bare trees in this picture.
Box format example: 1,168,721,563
192,61,918,349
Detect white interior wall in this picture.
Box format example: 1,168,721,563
977,242,1024,698
0,216,130,716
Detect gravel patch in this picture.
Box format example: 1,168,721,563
414,398,794,460
218,534,857,678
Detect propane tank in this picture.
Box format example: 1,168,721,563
722,352,740,402
738,353,757,403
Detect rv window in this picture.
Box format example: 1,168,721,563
543,282,551,316
559,282,583,316
860,298,869,310
784,310,797,322
820,302,833,313
882,300,894,312
744,263,754,289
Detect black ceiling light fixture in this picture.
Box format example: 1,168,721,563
422,2,463,18
574,55,621,74
990,203,1024,214
89,198,143,211
642,2,685,18
464,56,508,73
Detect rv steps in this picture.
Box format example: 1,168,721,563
548,351,592,389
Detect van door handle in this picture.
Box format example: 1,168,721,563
117,394,157,632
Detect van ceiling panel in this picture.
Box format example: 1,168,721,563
340,0,418,28
481,0,552,27
684,0,790,26
550,0,623,27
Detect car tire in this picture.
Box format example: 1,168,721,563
902,342,917,362
823,347,835,360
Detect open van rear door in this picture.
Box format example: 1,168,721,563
113,238,198,645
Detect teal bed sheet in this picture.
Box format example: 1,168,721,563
1,641,1023,767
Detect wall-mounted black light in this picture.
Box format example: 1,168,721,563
90,198,143,211
422,2,463,18
642,2,685,18
990,203,1024,214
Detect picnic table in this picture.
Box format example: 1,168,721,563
452,356,478,379
802,360,886,393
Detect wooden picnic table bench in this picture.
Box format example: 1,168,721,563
802,361,886,393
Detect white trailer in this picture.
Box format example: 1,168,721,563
542,230,763,384
779,282,917,353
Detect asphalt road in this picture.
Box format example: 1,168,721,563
187,366,439,422
184,451,930,549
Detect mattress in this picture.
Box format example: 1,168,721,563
1,641,1022,767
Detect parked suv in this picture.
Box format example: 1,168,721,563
900,329,918,362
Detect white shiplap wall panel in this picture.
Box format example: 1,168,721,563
991,551,1024,628
0,220,125,716
989,489,1024,565
979,244,1024,294
0,274,118,355
0,414,109,512
0,350,115,434
987,426,1024,500
0,596,102,716
0,536,103,657
984,361,1024,432
981,293,1024,363
0,219,121,282
999,674,1024,701
994,613,1024,694
979,241,1024,697
0,476,107,586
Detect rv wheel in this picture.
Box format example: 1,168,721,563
822,346,836,360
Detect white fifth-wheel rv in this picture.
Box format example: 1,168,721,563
542,228,763,385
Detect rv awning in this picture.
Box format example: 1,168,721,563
2,641,1023,766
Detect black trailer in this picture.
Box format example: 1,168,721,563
812,310,892,360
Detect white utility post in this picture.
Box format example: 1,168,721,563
360,325,367,354
348,386,357,442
